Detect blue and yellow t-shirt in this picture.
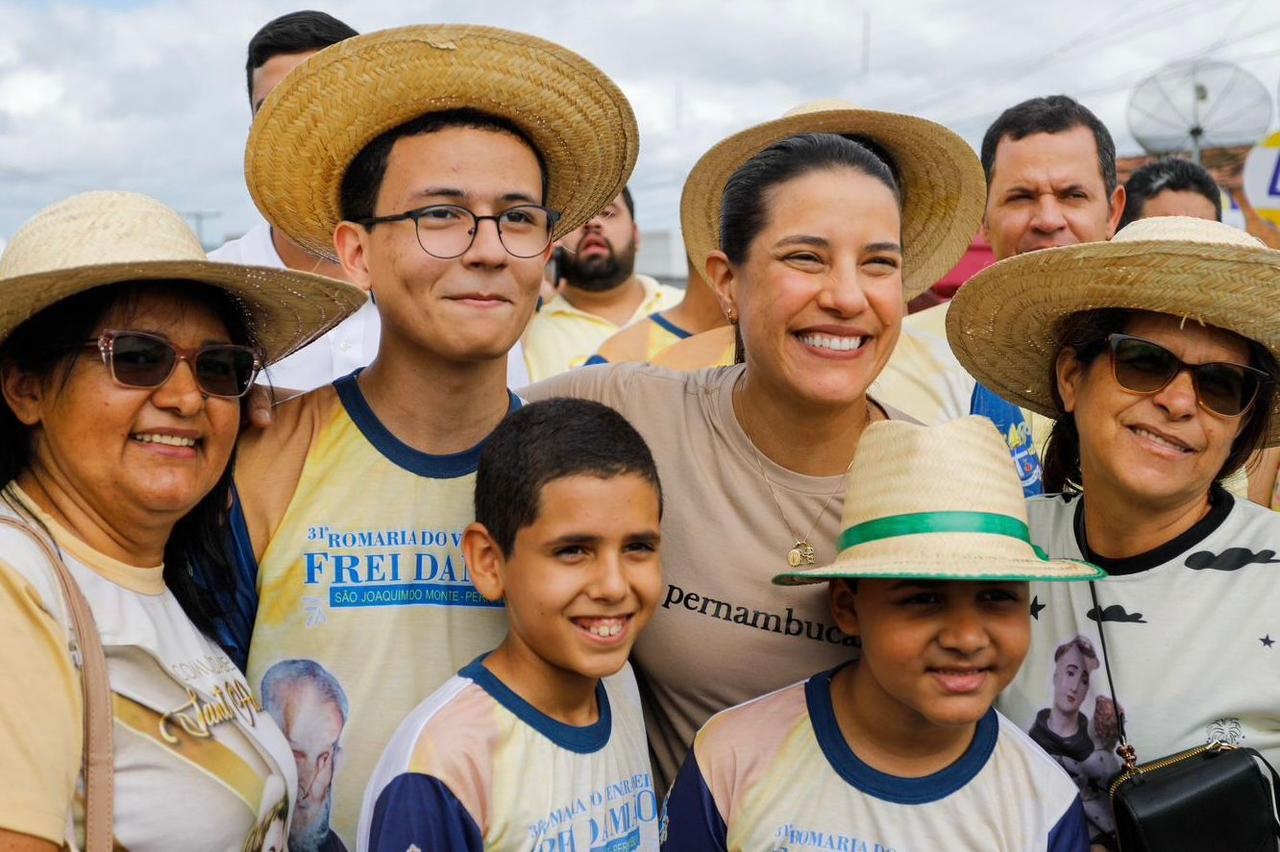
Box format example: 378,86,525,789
662,666,1087,852
234,372,512,847
359,659,659,851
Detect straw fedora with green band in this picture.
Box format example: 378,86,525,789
246,24,639,261
0,191,367,364
774,417,1103,585
946,216,1280,444
680,99,986,302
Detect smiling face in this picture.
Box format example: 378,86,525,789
833,579,1031,730
710,166,903,409
1057,311,1250,512
6,290,243,532
479,473,663,690
983,126,1123,260
337,126,549,364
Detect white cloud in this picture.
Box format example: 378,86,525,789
0,0,1274,246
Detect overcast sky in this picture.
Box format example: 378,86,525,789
0,0,1278,247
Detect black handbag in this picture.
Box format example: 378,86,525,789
1089,583,1280,852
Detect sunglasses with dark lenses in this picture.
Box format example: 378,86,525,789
1107,333,1269,418
86,330,261,399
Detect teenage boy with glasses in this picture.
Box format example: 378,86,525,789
224,26,637,848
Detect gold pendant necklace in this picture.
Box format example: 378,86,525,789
738,386,862,568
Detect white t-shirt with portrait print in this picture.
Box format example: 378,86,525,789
997,488,1280,843
0,486,296,850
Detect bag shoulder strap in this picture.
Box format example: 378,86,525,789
0,516,115,851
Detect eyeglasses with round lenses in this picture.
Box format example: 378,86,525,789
354,204,560,259
1106,333,1270,418
85,330,262,399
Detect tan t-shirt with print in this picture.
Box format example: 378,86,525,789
524,363,907,788
0,488,294,850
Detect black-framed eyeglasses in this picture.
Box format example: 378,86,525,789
1107,333,1270,418
353,204,560,259
85,330,261,399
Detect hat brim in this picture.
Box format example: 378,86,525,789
947,239,1280,445
246,25,639,260
680,108,985,300
0,260,367,365
773,553,1104,586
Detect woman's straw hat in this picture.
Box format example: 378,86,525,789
681,99,985,300
0,191,366,363
774,417,1102,585
946,216,1280,441
246,24,639,260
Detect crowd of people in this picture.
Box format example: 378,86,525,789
1,9,1278,852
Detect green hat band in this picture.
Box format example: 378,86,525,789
839,511,1049,560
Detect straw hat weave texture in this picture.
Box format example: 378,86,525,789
681,100,985,300
774,417,1101,585
946,216,1280,444
0,191,366,363
246,25,639,260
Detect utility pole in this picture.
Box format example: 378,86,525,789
181,210,221,249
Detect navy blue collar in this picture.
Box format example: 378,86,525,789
333,370,521,478
460,656,612,754
806,664,999,804
649,312,692,340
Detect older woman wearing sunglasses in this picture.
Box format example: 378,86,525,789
948,216,1280,849
0,192,364,851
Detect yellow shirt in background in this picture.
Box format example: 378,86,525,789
523,274,684,381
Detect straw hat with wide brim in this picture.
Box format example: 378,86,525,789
946,216,1280,443
774,417,1102,585
0,191,367,364
246,24,639,260
681,99,985,301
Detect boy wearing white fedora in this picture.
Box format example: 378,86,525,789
661,417,1100,851
226,24,638,848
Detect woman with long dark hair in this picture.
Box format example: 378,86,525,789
525,105,986,787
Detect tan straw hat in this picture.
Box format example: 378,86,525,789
680,99,985,300
246,24,639,260
946,216,1280,441
0,191,366,363
774,417,1102,585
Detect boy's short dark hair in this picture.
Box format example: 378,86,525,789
980,95,1117,196
1119,158,1222,228
475,398,662,557
245,11,357,103
339,109,550,223
621,186,635,219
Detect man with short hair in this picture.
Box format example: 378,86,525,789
230,26,636,846
979,94,1124,260
1120,158,1221,228
213,13,534,392
900,94,1126,477
522,187,683,380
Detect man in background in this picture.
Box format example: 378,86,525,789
522,187,683,380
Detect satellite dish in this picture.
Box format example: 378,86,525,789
1127,60,1272,162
